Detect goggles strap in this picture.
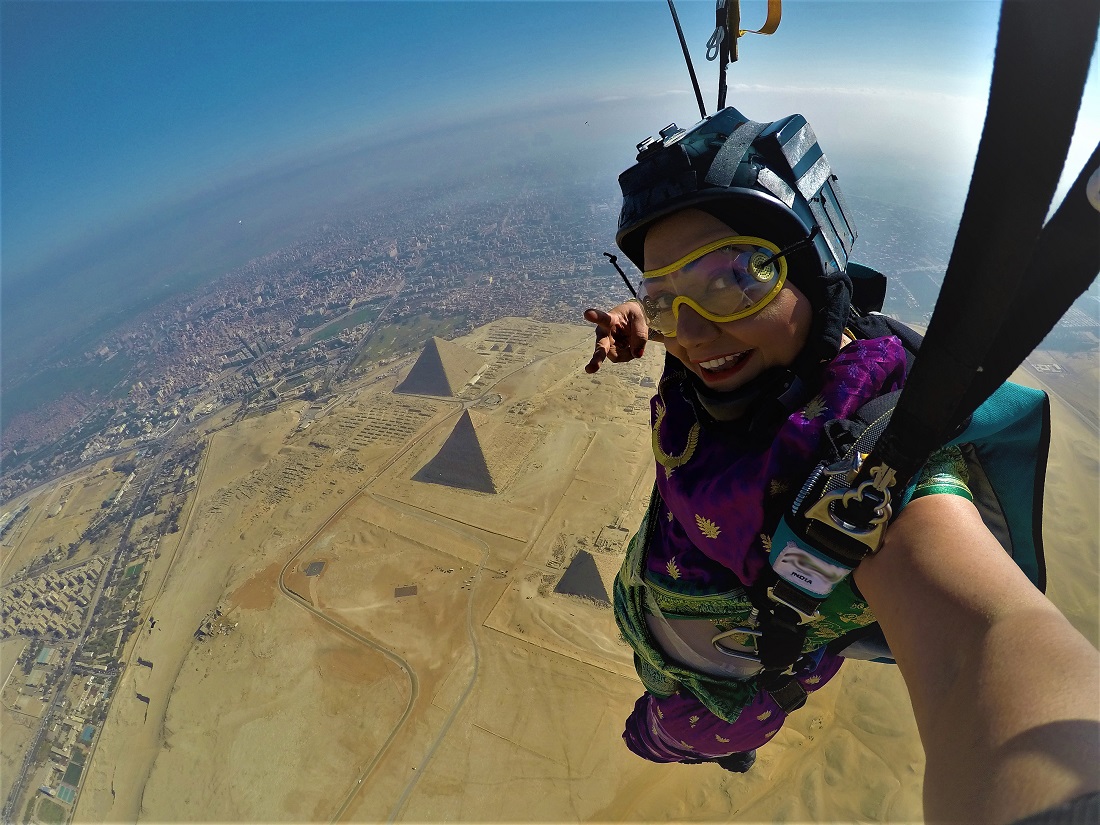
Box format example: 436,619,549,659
759,226,821,269
602,252,639,299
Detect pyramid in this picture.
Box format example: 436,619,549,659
554,550,610,605
412,410,496,493
396,337,486,397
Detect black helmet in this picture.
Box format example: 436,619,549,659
616,107,861,426
616,106,856,284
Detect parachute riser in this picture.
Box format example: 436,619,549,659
706,0,783,111
664,0,783,119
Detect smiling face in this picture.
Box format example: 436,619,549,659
643,208,813,393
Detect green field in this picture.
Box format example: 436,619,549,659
62,760,84,787
308,302,386,343
37,797,67,824
351,312,468,371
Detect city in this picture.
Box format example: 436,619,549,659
4,177,1097,503
0,174,1096,822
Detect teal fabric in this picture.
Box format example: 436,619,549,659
901,381,1050,590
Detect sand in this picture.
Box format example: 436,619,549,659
27,319,1091,823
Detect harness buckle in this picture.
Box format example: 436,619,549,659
803,462,896,557
711,626,763,664
766,586,823,625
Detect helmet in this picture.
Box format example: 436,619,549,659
615,107,860,425
616,107,857,286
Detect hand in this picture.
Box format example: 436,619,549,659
583,301,655,374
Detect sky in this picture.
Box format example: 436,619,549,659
2,1,1098,372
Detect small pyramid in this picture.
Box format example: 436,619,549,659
412,410,496,493
554,550,610,605
396,337,485,397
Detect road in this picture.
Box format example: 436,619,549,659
1,440,174,822
5,330,589,823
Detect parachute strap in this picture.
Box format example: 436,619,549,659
761,672,807,714
711,0,782,63
845,0,1099,533
709,1,782,110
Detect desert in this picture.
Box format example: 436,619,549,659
3,318,1095,823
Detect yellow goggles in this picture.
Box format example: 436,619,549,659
640,236,787,337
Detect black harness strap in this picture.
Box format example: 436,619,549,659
954,140,1100,418
862,0,1098,494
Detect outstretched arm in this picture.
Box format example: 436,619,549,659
854,494,1100,824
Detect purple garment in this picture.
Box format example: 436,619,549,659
624,337,908,761
624,653,844,761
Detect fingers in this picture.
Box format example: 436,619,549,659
582,304,652,372
583,308,611,374
585,333,610,374
629,317,648,359
584,307,612,328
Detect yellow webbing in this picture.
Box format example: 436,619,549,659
730,0,782,37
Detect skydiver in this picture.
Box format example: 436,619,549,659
584,108,1098,821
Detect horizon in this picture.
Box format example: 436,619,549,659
3,0,1098,387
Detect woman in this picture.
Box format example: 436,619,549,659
584,107,977,771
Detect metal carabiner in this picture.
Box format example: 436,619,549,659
711,626,762,663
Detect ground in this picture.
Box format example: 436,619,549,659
3,319,1095,823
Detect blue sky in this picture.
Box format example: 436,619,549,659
2,1,1097,314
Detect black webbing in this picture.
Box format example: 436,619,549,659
716,0,735,110
667,0,707,121
867,0,1099,488
955,141,1100,417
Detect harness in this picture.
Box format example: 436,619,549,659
620,298,1052,718
615,0,1097,725
750,0,1098,713
751,309,1051,712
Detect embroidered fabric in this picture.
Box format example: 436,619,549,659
615,336,974,761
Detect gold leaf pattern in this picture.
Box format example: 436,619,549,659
765,729,777,739
666,558,682,581
760,534,772,553
768,479,789,496
656,707,664,720
695,514,721,539
756,710,772,722
839,604,875,625
652,395,700,474
802,394,828,420
652,720,660,736
805,675,821,685
689,715,699,728
715,734,730,743
666,510,674,522
679,741,695,750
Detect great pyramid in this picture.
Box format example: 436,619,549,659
412,410,497,493
395,337,486,397
554,550,610,605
